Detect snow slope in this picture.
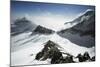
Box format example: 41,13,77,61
63,9,95,30
11,32,95,66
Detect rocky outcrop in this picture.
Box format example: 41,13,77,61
76,52,91,62
35,40,75,64
91,56,95,61
35,40,62,60
35,40,95,64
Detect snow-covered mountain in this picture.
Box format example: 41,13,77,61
31,25,55,35
11,17,37,36
65,9,95,26
58,9,95,48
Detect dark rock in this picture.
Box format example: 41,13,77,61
76,52,91,62
35,40,94,64
35,52,44,60
35,40,60,61
76,53,84,62
59,55,74,63
91,56,95,61
83,52,90,61
51,50,62,64
35,40,75,64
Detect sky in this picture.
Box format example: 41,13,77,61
11,1,95,31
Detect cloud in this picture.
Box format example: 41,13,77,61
26,11,75,31
11,11,78,31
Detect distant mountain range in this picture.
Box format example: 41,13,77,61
11,9,95,48
11,17,55,36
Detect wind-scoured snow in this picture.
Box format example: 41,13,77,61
11,32,95,66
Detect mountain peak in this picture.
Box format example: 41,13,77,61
14,17,30,25
45,40,57,47
64,9,94,25
83,9,94,16
85,9,94,13
11,17,37,36
31,25,55,35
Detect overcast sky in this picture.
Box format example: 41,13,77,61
11,1,95,31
